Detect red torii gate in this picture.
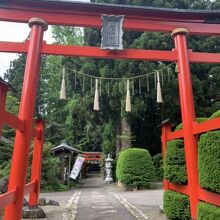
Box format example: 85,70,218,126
0,1,219,219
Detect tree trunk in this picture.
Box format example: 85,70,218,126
120,116,131,150
116,115,121,155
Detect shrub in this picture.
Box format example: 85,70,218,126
175,117,208,131
152,153,163,181
198,131,220,193
163,190,191,220
210,110,220,119
198,202,220,220
0,143,13,181
116,148,155,190
164,140,187,184
40,142,67,191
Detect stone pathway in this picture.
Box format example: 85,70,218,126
20,173,165,220
75,173,165,220
62,191,81,220
109,191,149,219
76,174,136,220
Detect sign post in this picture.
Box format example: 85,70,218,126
70,155,85,179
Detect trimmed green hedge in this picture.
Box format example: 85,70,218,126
198,131,220,193
175,117,208,131
116,148,155,190
210,110,220,119
164,140,187,184
152,153,163,181
198,202,220,220
163,190,191,220
163,112,220,220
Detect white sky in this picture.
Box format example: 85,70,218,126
0,0,90,78
0,23,53,77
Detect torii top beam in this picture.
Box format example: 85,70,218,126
0,0,220,36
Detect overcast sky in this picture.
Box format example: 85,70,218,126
0,0,90,78
0,23,53,77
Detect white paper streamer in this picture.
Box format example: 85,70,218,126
156,71,163,103
60,68,67,100
93,79,99,111
125,79,131,112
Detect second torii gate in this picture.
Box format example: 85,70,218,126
0,1,220,219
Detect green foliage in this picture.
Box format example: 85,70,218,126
164,140,187,184
0,142,13,179
116,148,155,189
163,190,191,220
0,160,11,179
198,131,220,193
5,92,19,114
175,117,208,131
52,26,84,45
152,153,163,181
5,0,218,157
1,93,20,140
40,142,67,191
0,143,12,163
4,54,26,98
2,0,220,193
198,202,220,220
196,117,209,123
102,121,116,155
210,109,220,119
174,123,183,131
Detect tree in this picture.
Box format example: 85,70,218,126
45,0,220,156
3,0,220,158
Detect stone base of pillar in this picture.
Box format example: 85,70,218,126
22,205,46,218
104,176,113,183
159,205,164,213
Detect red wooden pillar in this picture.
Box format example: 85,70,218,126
0,85,8,138
161,122,171,191
29,119,44,206
172,28,199,220
4,18,47,220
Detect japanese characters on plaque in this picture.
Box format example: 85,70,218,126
101,14,124,50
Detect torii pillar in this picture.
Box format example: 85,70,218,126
4,18,47,220
172,28,199,220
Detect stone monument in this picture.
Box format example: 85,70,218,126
104,154,114,183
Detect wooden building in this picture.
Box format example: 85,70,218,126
51,141,82,183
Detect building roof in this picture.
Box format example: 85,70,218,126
83,152,102,154
0,77,17,93
51,142,82,154
2,0,220,23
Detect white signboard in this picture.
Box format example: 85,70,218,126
69,155,85,179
